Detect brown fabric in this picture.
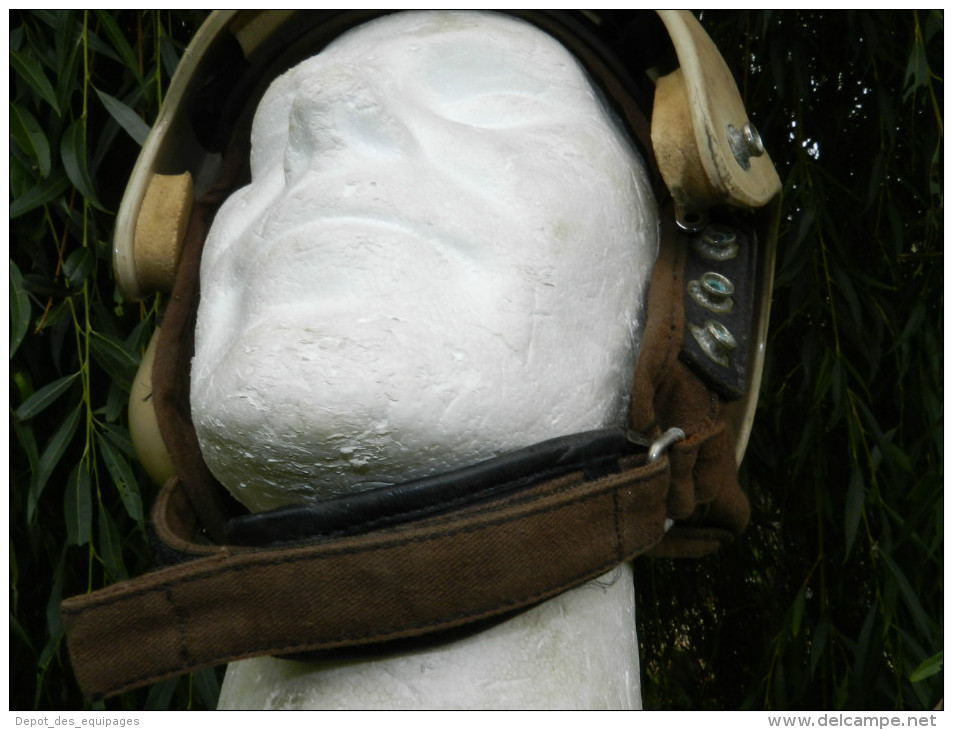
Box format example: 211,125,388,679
630,209,751,557
63,452,680,699
151,132,251,543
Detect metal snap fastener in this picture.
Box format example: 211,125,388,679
689,319,737,367
694,224,739,260
676,208,708,233
688,271,735,313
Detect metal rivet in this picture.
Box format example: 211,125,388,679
688,271,735,313
695,224,739,260
728,121,765,170
743,123,765,156
689,320,737,367
676,208,708,233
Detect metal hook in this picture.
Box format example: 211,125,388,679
647,427,686,464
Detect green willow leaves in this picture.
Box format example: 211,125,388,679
10,10,208,710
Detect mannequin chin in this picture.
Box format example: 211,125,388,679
192,10,658,709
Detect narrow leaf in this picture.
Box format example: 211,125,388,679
46,551,66,638
9,171,71,219
843,469,865,559
11,417,39,483
144,678,179,711
33,404,82,505
15,372,78,421
885,442,913,473
99,437,144,525
192,668,222,709
63,247,94,287
38,554,66,671
99,423,135,457
60,117,106,211
910,651,943,682
94,87,151,147
833,266,863,335
9,260,31,358
880,549,934,641
52,12,83,115
10,612,34,653
90,330,138,392
10,538,19,607
64,464,93,547
810,619,831,675
10,145,31,198
93,11,143,83
899,300,927,346
903,42,930,100
97,504,128,581
37,631,62,673
10,47,61,115
10,101,52,177
51,9,77,67
791,586,806,637
103,380,127,423
83,28,121,64
159,35,182,80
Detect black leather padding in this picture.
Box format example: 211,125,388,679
225,428,644,546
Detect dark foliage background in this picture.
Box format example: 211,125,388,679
9,10,943,710
634,10,943,711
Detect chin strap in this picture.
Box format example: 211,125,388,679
62,429,740,700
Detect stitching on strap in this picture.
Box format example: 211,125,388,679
64,463,667,613
164,587,192,668
612,487,625,562
93,530,662,698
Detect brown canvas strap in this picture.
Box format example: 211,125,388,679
62,445,683,699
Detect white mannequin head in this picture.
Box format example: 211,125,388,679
191,10,659,512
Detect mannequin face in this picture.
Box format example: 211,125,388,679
191,11,659,512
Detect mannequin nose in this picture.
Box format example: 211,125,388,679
284,66,416,177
